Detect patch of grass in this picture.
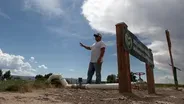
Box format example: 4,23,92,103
0,78,63,92
155,83,184,88
33,79,51,89
21,83,33,92
0,81,30,93
5,83,32,92
0,80,31,92
5,84,20,92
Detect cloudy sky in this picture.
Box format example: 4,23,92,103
0,0,184,84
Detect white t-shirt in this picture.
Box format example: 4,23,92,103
90,41,106,63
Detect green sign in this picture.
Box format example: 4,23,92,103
124,30,154,67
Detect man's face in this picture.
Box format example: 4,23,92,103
95,36,101,41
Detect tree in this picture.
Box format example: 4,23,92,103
44,73,53,79
35,74,44,80
0,69,2,80
130,72,137,82
107,74,117,83
3,70,11,80
116,72,137,82
0,69,2,77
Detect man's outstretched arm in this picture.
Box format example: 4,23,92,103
80,42,91,50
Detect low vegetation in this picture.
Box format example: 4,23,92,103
106,72,137,83
0,72,63,93
155,83,184,88
0,78,64,93
0,70,183,93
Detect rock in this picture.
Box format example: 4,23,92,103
100,97,127,101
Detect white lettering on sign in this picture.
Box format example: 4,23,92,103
133,39,153,65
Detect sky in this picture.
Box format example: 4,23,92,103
0,0,184,84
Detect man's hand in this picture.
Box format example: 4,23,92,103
80,42,91,50
80,42,84,47
97,47,105,64
97,57,102,64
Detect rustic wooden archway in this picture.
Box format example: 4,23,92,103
115,22,155,94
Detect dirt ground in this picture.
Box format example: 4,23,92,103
0,87,184,104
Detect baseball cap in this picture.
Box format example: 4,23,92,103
94,33,102,38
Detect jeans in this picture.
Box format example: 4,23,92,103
86,62,102,84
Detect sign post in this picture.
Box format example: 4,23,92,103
116,22,155,94
146,63,155,94
165,30,178,90
115,23,132,93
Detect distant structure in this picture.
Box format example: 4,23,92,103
134,72,145,82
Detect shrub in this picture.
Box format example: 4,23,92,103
50,79,63,88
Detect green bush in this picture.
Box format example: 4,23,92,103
5,84,20,92
50,79,62,88
0,77,66,92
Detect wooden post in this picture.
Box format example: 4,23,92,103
165,30,178,90
116,22,132,93
146,64,155,94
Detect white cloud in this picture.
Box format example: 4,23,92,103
38,64,48,69
81,0,184,84
0,9,10,20
47,26,91,40
29,57,35,61
112,53,117,56
155,75,174,84
0,49,36,76
29,57,37,63
24,0,63,17
10,69,36,76
69,69,75,72
104,41,115,46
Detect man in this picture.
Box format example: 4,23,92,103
80,33,106,84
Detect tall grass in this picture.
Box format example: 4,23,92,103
0,79,183,93
0,78,62,92
0,80,30,91
155,83,184,88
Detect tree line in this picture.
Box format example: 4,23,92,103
35,73,53,80
0,69,138,84
35,72,137,83
0,69,12,80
